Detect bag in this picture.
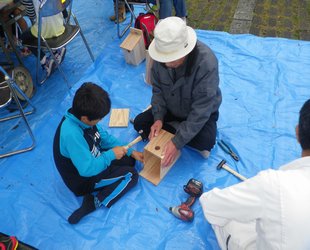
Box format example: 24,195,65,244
134,12,158,49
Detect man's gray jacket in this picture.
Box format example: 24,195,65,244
151,40,222,149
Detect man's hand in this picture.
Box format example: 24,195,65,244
149,120,163,140
131,150,144,163
112,146,127,159
162,140,179,167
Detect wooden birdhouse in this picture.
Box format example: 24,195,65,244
140,130,180,185
120,28,146,66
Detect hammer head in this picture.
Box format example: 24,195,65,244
216,160,226,170
138,129,148,141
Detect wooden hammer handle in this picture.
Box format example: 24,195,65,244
124,136,142,149
222,164,247,181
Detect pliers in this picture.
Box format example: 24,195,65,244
218,140,239,161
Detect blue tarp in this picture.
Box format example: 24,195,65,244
1,0,310,249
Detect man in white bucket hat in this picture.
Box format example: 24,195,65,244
134,17,222,167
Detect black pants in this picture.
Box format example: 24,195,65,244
93,155,139,208
133,109,219,151
21,30,45,60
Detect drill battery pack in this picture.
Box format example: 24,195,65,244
183,178,203,198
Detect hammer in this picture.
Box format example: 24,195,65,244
217,160,247,181
124,135,143,150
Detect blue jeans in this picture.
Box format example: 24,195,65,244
158,0,186,19
141,0,187,19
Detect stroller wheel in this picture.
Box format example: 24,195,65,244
12,66,34,101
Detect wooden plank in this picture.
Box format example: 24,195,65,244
120,28,143,51
109,108,129,127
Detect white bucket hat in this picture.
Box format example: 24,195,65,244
148,16,197,63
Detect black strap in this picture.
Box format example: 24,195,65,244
226,234,231,250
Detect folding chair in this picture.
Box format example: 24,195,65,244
23,0,94,87
0,0,27,67
0,66,35,159
116,0,159,38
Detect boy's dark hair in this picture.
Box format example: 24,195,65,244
298,99,310,150
72,82,111,121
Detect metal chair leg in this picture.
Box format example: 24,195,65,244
72,14,95,62
44,41,71,89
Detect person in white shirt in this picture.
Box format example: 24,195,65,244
200,99,310,250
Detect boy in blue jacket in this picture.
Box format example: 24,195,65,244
53,82,142,224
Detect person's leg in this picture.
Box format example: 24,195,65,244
68,156,138,224
110,0,126,23
134,109,188,140
21,0,36,24
133,108,154,140
159,0,173,19
21,30,56,78
21,30,42,59
173,0,186,18
185,111,218,153
13,9,28,32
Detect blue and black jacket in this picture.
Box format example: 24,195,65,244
53,109,133,196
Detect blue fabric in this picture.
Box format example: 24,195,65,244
0,0,310,249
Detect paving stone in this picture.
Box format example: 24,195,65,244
249,26,260,35
230,20,252,33
219,14,229,23
283,19,293,29
186,0,306,40
282,31,293,38
234,11,254,21
299,19,310,31
209,5,218,13
268,18,277,26
265,29,277,37
254,5,264,14
223,5,232,13
252,15,262,26
269,7,278,16
300,31,310,40
214,24,225,31
234,0,256,20
283,8,292,17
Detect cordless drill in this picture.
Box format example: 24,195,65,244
169,178,203,222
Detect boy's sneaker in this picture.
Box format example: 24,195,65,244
53,47,66,65
41,56,56,79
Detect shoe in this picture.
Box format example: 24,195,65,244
0,234,19,250
109,3,126,23
199,150,210,159
53,47,66,65
20,47,32,57
41,56,56,79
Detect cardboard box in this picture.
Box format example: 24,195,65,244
120,28,146,66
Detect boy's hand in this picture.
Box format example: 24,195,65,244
131,150,144,163
112,146,127,159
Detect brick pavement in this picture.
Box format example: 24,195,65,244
185,0,310,41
